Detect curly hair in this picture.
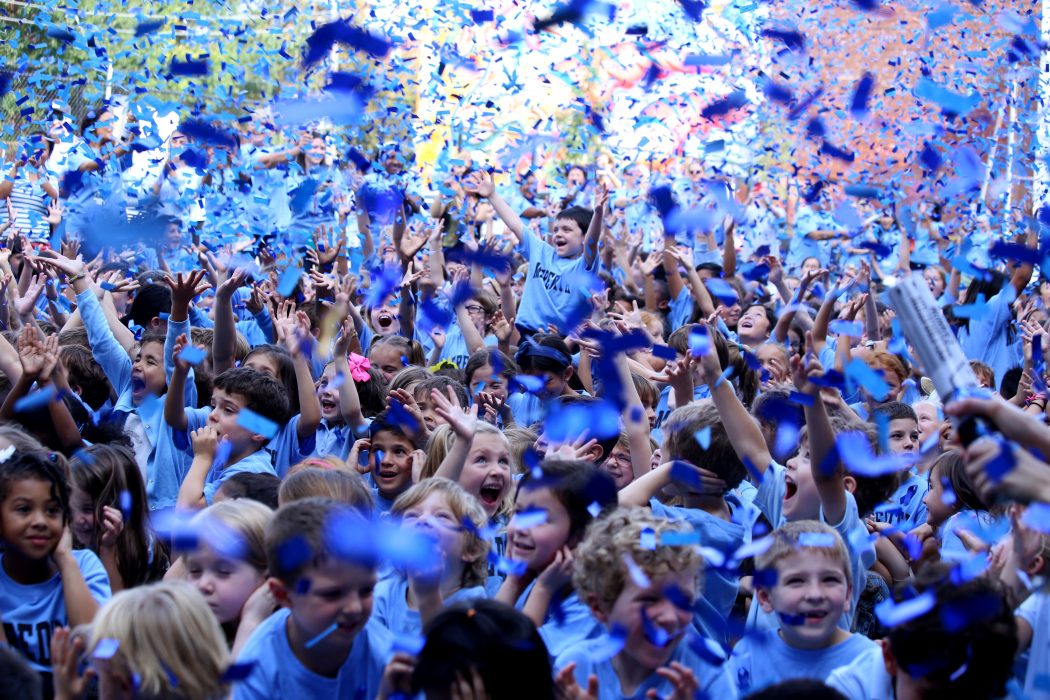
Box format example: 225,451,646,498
573,507,702,613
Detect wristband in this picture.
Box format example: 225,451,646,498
67,272,87,284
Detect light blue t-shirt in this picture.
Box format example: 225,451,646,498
515,581,603,660
957,289,1023,388
233,607,391,700
0,550,111,672
650,496,757,647
728,628,877,695
871,470,928,532
182,408,279,503
938,510,1009,561
556,633,737,700
651,383,710,445
1018,591,1050,700
668,286,694,331
750,461,876,633
372,576,487,637
515,229,598,333
826,643,893,700
787,204,834,270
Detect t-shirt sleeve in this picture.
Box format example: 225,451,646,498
754,461,785,527
75,550,112,606
820,491,875,616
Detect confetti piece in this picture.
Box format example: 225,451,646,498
92,638,120,659
14,386,57,413
640,528,657,550
849,72,874,117
219,662,255,682
914,78,980,117
798,532,836,548
178,346,207,366
623,554,651,588
694,427,711,450
700,90,749,120
510,506,548,531
829,320,864,337
1021,503,1050,533
134,19,166,37
303,20,392,67
306,622,339,648
836,431,914,476
587,624,628,661
876,590,936,627
169,59,209,77
641,607,671,647
236,409,279,440
277,266,302,298
392,633,426,655
0,445,15,463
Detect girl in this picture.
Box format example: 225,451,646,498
70,444,169,592
921,450,1006,562
372,478,489,636
369,335,426,386
0,450,110,674
278,466,374,514
53,581,230,700
464,348,519,426
169,499,273,653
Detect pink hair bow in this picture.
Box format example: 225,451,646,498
347,353,371,382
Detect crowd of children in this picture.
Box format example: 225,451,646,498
0,110,1047,700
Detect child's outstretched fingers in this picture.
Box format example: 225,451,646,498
378,653,417,700
348,438,371,474
652,662,699,700
99,506,124,548
51,627,94,700
554,664,599,700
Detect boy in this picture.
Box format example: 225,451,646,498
827,563,1017,700
367,410,426,514
233,498,391,699
701,328,875,631
36,250,199,513
165,360,287,508
869,402,928,531
464,170,605,336
728,521,876,695
555,508,736,699
619,402,758,647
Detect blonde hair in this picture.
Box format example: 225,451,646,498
754,520,852,589
420,424,456,480
468,423,514,519
503,426,538,475
278,467,373,514
90,582,230,700
189,499,272,573
390,478,490,588
573,507,702,613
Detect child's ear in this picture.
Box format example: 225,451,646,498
149,316,164,332
1028,555,1045,577
563,366,574,382
880,637,898,678
584,594,608,624
250,432,268,446
268,577,292,608
755,587,775,614
842,475,857,495
585,443,605,464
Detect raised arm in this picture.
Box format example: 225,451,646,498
273,305,321,440
163,334,193,432
583,183,607,269
792,350,846,524
211,270,246,375
463,171,524,244
431,388,479,483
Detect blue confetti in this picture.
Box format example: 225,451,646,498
92,638,120,659
694,427,711,450
849,72,874,117
14,386,57,413
178,346,207,366
306,622,339,649
798,532,836,548
511,506,548,531
236,409,279,439
277,266,302,298
303,20,392,67
169,59,209,76
875,590,936,627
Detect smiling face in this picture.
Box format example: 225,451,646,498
507,486,570,573
924,268,946,298
305,137,326,165
738,305,772,344
316,363,343,422
131,340,167,406
370,430,415,501
70,487,95,548
757,550,852,650
550,215,585,259
185,543,265,625
279,559,377,656
756,344,789,385
0,477,64,564
459,432,512,518
368,302,400,336
600,447,635,490
600,568,697,674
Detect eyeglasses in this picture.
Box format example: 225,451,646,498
464,305,485,314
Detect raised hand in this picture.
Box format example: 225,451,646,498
17,325,46,379
13,272,47,318
311,224,344,266
554,664,599,700
163,270,211,319
216,268,248,301
462,170,495,199
430,387,478,440
51,627,95,700
190,425,221,461
44,201,64,226
98,505,124,549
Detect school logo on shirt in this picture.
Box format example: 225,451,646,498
531,263,573,294
4,619,61,667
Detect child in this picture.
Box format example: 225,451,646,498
826,563,1017,700
704,333,875,632
0,450,111,677
619,401,758,646
233,498,392,699
52,581,230,700
555,507,736,699
373,479,489,636
70,444,169,591
165,365,287,509
869,402,928,531
278,466,374,514
365,410,427,514
464,170,604,335
369,335,425,386
407,600,557,699
919,450,1001,561
495,459,618,659
174,499,273,652
728,521,877,695
508,334,581,427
